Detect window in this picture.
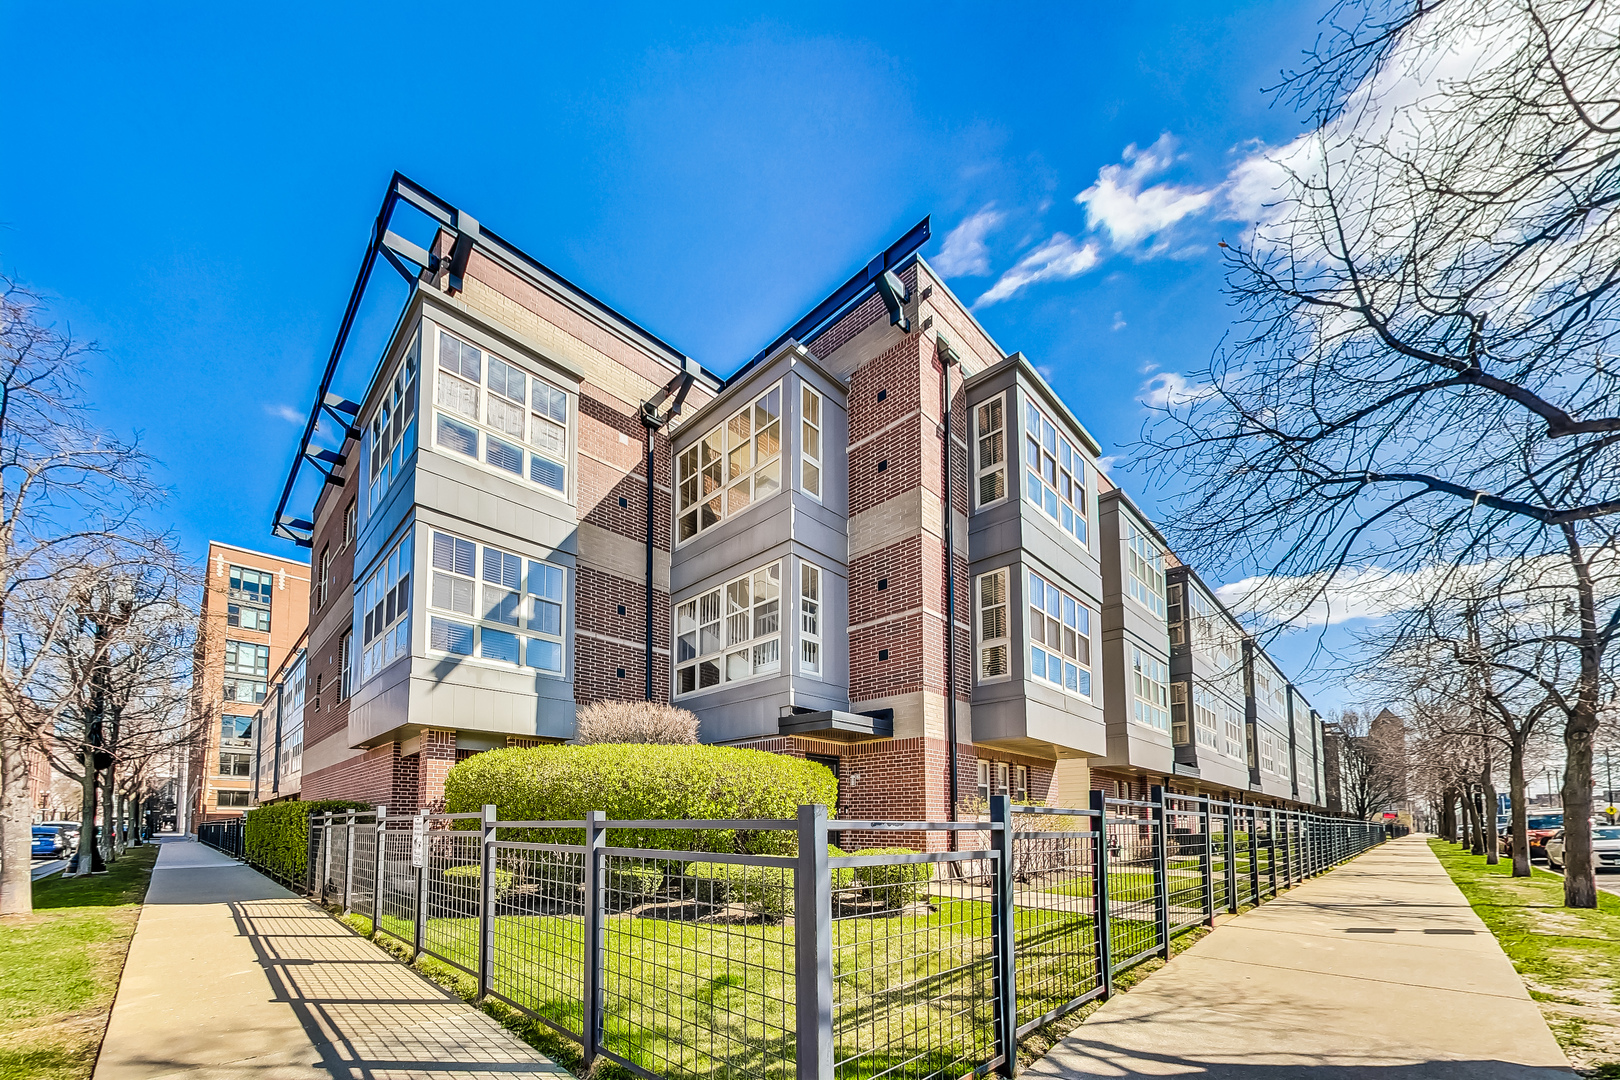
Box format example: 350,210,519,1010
1027,571,1093,696
432,329,569,495
1131,648,1170,731
996,762,1010,799
975,569,1010,681
976,760,991,803
674,561,782,695
1124,521,1166,617
368,332,420,511
228,566,274,603
223,640,270,704
801,384,822,499
344,499,357,546
427,529,566,674
220,714,253,745
337,631,352,701
1013,765,1028,803
319,544,331,607
675,383,782,543
1193,685,1220,749
976,395,1007,507
800,562,822,674
1225,701,1245,759
1167,582,1184,645
1258,726,1278,775
1023,395,1089,545
217,790,251,808
360,532,413,683
1171,682,1189,744
219,752,252,777
227,603,270,632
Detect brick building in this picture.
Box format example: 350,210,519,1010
259,175,1330,822
190,542,309,822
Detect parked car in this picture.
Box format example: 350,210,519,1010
1545,825,1620,872
1527,813,1564,859
32,826,67,859
37,820,81,854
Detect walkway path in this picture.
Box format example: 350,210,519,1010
94,837,565,1080
1028,835,1575,1079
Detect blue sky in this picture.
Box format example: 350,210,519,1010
1,2,1373,705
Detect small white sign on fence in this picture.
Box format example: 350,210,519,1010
411,816,425,868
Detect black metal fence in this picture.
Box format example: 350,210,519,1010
283,791,1381,1080
197,818,244,859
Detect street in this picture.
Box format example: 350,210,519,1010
31,857,67,881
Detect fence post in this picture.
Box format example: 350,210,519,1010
478,803,496,1001
413,809,428,961
1267,810,1279,897
343,812,356,915
990,795,1017,1077
582,810,606,1071
320,814,334,903
1150,786,1171,959
372,806,387,939
1089,790,1114,999
1200,800,1215,926
1224,802,1238,913
794,804,833,1080
1247,807,1261,902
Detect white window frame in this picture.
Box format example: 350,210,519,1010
1193,685,1221,750
975,568,1011,682
674,382,784,545
1225,700,1245,760
1124,520,1166,618
1022,393,1089,546
1130,647,1170,732
425,528,567,676
319,544,332,607
975,393,1008,508
337,631,352,702
223,640,270,705
995,761,1010,797
976,760,991,803
1013,765,1029,803
368,332,420,512
1026,570,1094,698
344,499,357,547
359,531,413,684
800,383,823,501
1171,681,1190,744
430,326,572,499
799,562,822,675
673,561,783,696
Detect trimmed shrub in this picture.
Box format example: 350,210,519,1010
606,865,666,906
690,846,851,919
443,863,516,899
575,700,700,744
243,799,371,884
853,848,933,909
443,743,837,855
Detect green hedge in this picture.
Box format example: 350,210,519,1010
443,862,516,899
243,799,371,884
443,744,837,854
852,848,933,909
690,846,851,918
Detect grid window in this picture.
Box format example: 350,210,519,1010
368,332,420,511
338,631,352,702
223,640,270,705
360,531,413,684
526,559,566,674
217,790,251,808
976,394,1007,507
1225,701,1246,759
432,329,570,495
228,566,274,603
673,561,781,695
220,714,253,744
975,568,1010,681
675,383,782,543
427,529,566,674
1131,647,1170,731
1023,395,1089,544
1027,571,1093,697
1013,764,1028,802
219,752,252,777
976,760,991,803
801,383,822,499
1125,521,1166,617
1193,685,1221,749
226,603,270,632
800,562,822,674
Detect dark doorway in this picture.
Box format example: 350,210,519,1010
807,753,842,847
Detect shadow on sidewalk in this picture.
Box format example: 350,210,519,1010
1033,1037,1576,1079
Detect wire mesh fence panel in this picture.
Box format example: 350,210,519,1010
1103,799,1161,972
1010,815,1101,1033
1256,814,1276,900
378,825,418,946
1208,805,1229,912
350,819,376,915
1162,797,1207,933
832,849,1000,1080
487,842,588,1041
597,847,798,1080
1233,807,1256,908
325,817,349,900
421,819,484,975
307,824,325,898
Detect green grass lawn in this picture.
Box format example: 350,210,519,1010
1428,838,1620,1077
0,846,157,1080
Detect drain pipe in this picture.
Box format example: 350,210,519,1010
940,339,962,846
640,370,695,702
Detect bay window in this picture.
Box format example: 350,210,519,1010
431,328,570,496
675,384,782,543
975,569,1010,681
223,640,269,704
1023,395,1088,545
1027,571,1093,696
360,531,413,683
368,333,419,511
1125,521,1166,617
801,384,822,499
1131,647,1170,731
674,561,782,695
427,529,566,674
799,562,822,674
976,395,1007,507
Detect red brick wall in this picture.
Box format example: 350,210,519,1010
300,742,400,808
416,729,457,812
574,565,669,704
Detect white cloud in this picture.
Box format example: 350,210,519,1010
1095,455,1121,477
1075,134,1217,247
266,404,304,424
1141,371,1215,408
1111,311,1127,331
974,233,1100,308
933,205,1004,277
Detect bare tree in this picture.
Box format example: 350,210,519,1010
1144,0,1620,906
574,701,700,745
1328,708,1409,820
0,277,158,912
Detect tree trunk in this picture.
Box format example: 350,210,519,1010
76,754,97,876
1509,738,1531,877
0,738,33,915
100,763,116,863
1563,701,1599,907
1468,787,1486,855
1481,744,1500,867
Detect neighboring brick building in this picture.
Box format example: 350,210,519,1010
261,175,1330,821
190,542,309,822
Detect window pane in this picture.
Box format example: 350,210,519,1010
488,395,525,439
530,598,562,636
436,415,478,457
487,435,524,475
526,637,563,673
484,585,520,626
481,627,520,664
531,455,566,491
436,371,479,418
532,416,566,456
430,617,474,655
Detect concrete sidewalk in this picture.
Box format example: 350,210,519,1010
1028,835,1575,1079
94,838,565,1080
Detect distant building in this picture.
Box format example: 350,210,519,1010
189,542,309,823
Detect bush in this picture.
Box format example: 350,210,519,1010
243,799,371,884
606,865,665,904
575,700,700,744
852,848,933,909
443,744,837,855
442,863,516,899
690,846,851,919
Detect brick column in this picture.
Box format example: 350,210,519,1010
417,729,457,812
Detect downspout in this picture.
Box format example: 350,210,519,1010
642,417,658,701
940,340,962,845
